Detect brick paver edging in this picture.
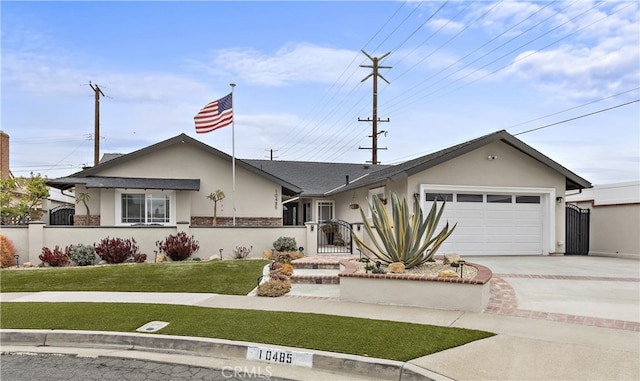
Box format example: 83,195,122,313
486,276,640,332
338,259,492,285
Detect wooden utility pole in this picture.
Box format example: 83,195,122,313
358,50,391,165
90,82,105,166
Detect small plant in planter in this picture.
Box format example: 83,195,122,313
39,245,71,267
156,232,200,261
95,237,139,264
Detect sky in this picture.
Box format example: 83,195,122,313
2,0,639,186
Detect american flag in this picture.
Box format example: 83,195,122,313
194,93,233,134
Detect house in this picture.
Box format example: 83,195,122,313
46,133,301,227
566,181,639,259
45,130,591,257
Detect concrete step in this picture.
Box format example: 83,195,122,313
290,268,340,285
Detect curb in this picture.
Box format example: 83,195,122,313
0,329,451,381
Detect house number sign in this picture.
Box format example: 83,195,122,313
246,346,313,368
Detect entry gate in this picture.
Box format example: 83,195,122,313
317,219,353,254
50,205,75,226
565,204,590,255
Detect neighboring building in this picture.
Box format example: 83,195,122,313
47,130,592,256
566,181,640,259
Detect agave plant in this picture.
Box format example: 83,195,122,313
352,191,456,269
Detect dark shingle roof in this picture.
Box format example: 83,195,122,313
244,160,390,196
47,176,200,191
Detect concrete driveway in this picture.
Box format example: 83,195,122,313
472,255,640,324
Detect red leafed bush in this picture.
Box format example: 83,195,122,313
39,245,71,267
94,237,139,264
156,232,200,261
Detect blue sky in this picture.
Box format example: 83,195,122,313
2,1,638,185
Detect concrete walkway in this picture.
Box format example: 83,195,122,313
2,255,639,380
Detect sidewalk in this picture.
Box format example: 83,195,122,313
2,255,639,380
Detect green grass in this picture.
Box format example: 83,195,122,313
0,302,494,361
0,260,268,294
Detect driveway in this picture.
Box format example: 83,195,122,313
473,255,640,326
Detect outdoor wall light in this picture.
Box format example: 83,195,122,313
556,196,563,203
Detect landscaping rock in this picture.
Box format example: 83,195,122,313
208,255,220,261
443,253,460,264
98,260,107,265
438,269,459,278
388,262,405,274
22,262,33,268
155,254,166,263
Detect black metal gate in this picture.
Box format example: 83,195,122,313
317,219,352,254
50,205,75,226
565,204,589,255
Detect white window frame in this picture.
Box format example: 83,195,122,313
316,200,334,222
115,189,176,226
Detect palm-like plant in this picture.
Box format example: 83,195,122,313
352,192,456,269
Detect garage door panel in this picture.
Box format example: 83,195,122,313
425,190,544,256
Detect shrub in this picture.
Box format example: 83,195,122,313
273,237,297,252
256,279,291,297
0,234,17,268
69,244,96,266
156,232,200,261
353,192,457,269
278,263,294,277
95,237,139,264
39,245,71,267
132,253,147,263
233,245,253,259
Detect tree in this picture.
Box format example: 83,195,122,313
0,173,49,224
76,192,91,217
206,190,225,225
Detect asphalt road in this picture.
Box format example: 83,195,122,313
1,353,294,381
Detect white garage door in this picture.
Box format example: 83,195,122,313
425,192,543,256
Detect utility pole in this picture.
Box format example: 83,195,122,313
89,82,105,166
265,149,278,161
358,50,391,165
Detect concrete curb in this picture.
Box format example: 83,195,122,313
0,329,451,381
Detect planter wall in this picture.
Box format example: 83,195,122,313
338,260,492,312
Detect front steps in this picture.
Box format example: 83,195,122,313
290,257,342,285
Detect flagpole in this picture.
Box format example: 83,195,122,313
230,83,236,226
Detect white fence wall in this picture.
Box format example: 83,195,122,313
1,222,312,265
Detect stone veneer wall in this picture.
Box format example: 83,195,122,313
73,215,101,226
190,216,282,227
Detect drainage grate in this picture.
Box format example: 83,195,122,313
136,321,170,333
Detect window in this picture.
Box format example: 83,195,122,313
317,201,334,222
426,193,453,202
487,194,512,203
516,195,541,204
457,194,483,202
117,191,174,225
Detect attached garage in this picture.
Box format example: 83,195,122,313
421,185,557,256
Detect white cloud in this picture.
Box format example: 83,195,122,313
196,44,357,87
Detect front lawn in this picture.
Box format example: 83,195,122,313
0,302,495,361
0,260,268,295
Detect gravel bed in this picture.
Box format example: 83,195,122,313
351,258,478,279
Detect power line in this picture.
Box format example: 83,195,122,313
513,100,640,136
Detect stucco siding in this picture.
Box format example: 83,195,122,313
573,201,640,259
87,143,283,223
